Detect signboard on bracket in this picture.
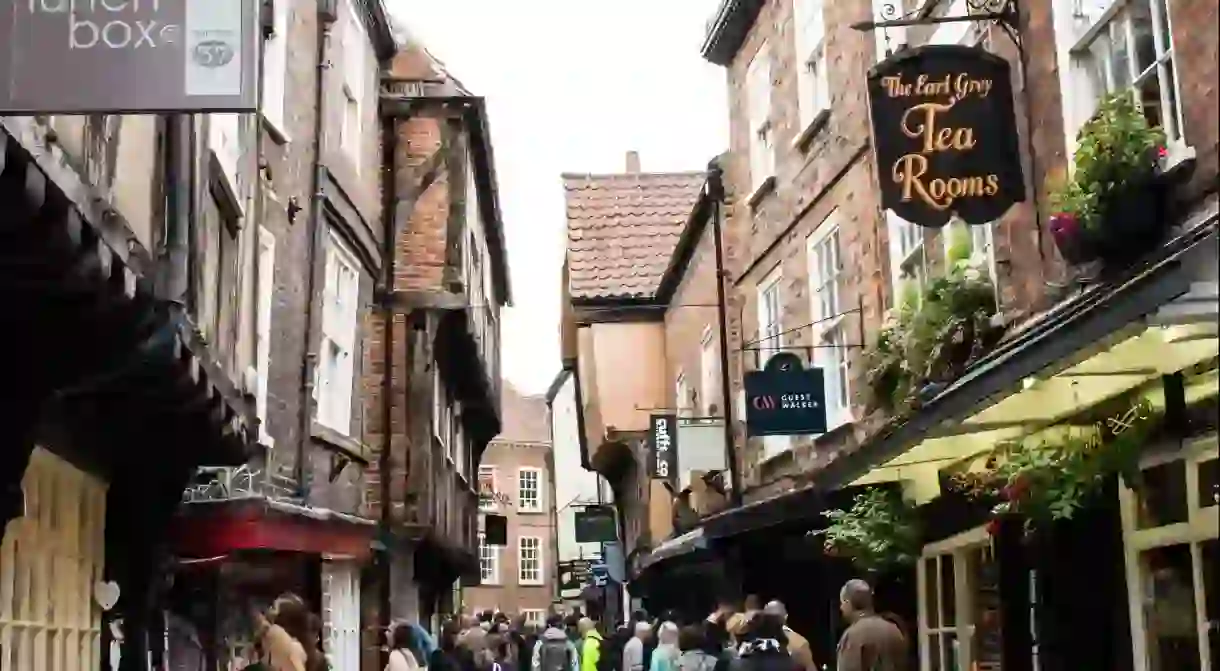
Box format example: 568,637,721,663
0,0,260,114
867,44,1025,228
744,352,828,437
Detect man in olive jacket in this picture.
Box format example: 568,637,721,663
836,580,907,671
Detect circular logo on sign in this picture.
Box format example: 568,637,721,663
192,40,236,68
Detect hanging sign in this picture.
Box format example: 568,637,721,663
744,353,827,437
0,0,259,114
574,505,618,544
648,414,679,484
867,44,1025,228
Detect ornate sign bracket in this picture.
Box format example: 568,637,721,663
851,0,1023,49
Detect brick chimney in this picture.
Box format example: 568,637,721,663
625,150,641,174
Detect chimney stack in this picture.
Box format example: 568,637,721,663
625,151,641,174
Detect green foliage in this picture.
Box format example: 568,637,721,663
1049,94,1166,231
864,255,999,413
953,400,1155,533
819,488,920,574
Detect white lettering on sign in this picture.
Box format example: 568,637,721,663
29,0,182,50
653,418,672,478
779,393,821,410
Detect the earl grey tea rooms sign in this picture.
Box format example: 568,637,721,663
0,0,259,114
867,44,1025,228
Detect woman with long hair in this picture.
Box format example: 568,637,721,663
273,595,329,671
387,622,423,671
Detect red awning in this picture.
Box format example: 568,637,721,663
173,500,376,560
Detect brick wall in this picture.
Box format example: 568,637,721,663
463,439,557,614
715,0,1217,493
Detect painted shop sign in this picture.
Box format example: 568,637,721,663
744,352,828,437
0,0,259,114
867,44,1025,228
648,414,679,485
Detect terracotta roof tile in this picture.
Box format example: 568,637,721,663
496,383,550,444
562,170,706,300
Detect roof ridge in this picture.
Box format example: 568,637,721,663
560,170,707,179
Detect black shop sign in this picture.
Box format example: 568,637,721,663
648,414,678,485
745,353,827,437
867,44,1025,228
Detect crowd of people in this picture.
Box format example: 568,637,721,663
239,578,907,671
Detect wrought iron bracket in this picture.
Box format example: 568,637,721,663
852,0,1022,48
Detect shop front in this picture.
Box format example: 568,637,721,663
810,208,1219,671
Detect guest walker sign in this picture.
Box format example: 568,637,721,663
867,44,1025,228
0,0,259,114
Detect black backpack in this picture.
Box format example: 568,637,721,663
539,638,573,671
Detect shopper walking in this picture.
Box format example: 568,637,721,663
835,579,907,671
578,618,603,671
534,614,581,671
761,602,815,671
649,623,679,671
731,615,798,671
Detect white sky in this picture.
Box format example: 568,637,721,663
386,0,729,395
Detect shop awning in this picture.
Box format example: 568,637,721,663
818,212,1219,500
636,528,709,574
173,498,377,560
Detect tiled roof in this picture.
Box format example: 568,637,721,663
563,170,706,301
496,383,551,444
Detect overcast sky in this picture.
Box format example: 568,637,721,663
386,0,729,395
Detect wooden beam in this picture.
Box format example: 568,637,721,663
380,289,468,312
392,145,446,242
442,118,467,293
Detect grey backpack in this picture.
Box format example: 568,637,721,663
539,639,572,671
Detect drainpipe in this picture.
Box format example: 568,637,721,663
377,77,398,671
156,114,193,307
297,7,335,494
707,159,743,506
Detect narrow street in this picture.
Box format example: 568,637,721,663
0,1,1217,670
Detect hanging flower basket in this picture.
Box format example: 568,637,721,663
953,398,1156,537
1049,94,1170,268
817,488,920,574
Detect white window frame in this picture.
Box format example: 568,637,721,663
756,267,791,458
917,526,1004,671
478,532,501,585
209,114,244,203
316,231,360,434
700,326,718,416
518,536,544,586
322,562,361,671
517,467,543,513
1059,0,1189,167
793,0,831,140
255,226,276,448
1118,434,1218,671
521,609,547,628
340,0,366,169
887,211,927,306
942,219,1000,287
478,465,497,512
259,0,290,139
806,212,851,429
746,43,775,195
675,370,692,417
0,449,107,671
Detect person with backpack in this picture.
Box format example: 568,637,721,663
533,614,580,671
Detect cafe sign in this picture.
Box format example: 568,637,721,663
744,352,827,437
867,44,1025,228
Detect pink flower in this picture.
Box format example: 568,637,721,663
1157,146,1169,159
1049,212,1079,241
